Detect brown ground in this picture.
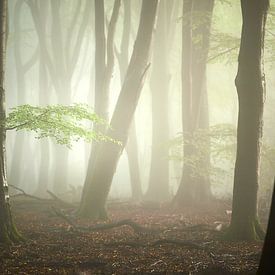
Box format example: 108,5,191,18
0,197,264,274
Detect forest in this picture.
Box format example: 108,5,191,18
0,0,275,274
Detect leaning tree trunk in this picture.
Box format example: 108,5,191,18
79,0,159,219
225,0,269,241
117,0,143,201
0,0,21,244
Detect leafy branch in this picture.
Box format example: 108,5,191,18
5,104,121,148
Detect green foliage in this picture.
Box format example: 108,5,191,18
5,104,120,148
169,124,236,185
170,124,275,192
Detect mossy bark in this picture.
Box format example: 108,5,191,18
225,0,269,241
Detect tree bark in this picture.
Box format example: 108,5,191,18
0,0,21,244
257,180,275,274
79,0,159,219
117,0,143,201
83,0,121,198
225,0,269,240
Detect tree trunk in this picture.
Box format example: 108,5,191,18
257,180,275,274
79,0,159,219
174,0,214,207
83,0,121,198
225,0,269,241
126,121,143,201
146,0,175,202
117,0,143,201
0,0,21,244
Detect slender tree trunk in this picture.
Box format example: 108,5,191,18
126,122,142,201
174,0,214,206
79,0,159,219
146,0,176,202
174,0,193,206
31,0,50,196
257,180,275,274
0,0,21,244
225,0,269,240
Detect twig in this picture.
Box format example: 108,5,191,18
152,239,204,249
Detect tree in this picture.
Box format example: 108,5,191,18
83,0,121,196
116,0,143,201
27,0,92,194
174,0,214,207
225,0,269,240
9,0,38,189
257,180,275,274
79,0,159,219
0,0,22,244
145,0,177,202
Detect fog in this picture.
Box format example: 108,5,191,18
5,0,275,202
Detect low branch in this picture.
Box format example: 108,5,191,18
52,207,153,233
9,184,50,201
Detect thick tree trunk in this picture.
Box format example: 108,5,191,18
257,180,275,274
79,0,159,219
225,0,269,240
174,0,214,207
0,0,21,244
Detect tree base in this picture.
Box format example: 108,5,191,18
223,219,264,241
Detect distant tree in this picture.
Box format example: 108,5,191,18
35,1,50,196
9,0,38,189
0,0,22,244
174,0,214,207
145,0,177,202
27,0,92,194
258,181,275,274
79,0,159,219
225,0,269,240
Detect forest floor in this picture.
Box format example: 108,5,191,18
0,196,266,275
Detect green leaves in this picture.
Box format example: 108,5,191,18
5,104,121,148
170,124,275,191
